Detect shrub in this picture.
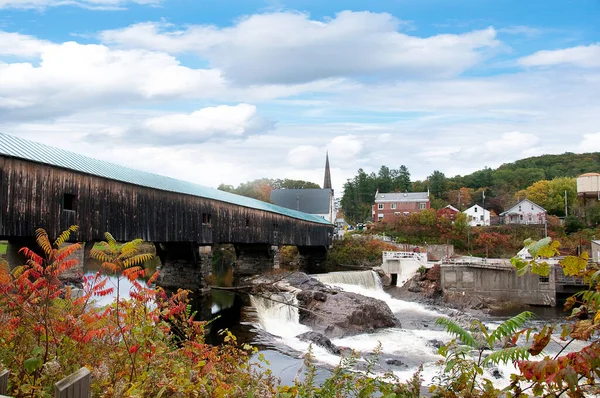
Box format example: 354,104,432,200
0,227,276,397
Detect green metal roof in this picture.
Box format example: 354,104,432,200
0,133,331,225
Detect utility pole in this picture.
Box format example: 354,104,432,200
482,190,486,225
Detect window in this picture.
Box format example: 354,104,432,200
377,214,384,220
245,218,250,227
539,276,549,283
378,203,384,210
420,203,426,210
391,203,396,209
202,213,212,225
519,205,522,211
480,215,484,221
403,212,409,216
520,215,523,220
531,206,534,210
63,193,77,211
474,207,477,213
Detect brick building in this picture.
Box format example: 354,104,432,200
371,190,430,221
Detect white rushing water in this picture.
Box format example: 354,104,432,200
249,270,587,390
250,271,453,385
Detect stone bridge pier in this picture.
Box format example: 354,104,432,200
234,244,278,278
154,242,212,290
297,246,328,273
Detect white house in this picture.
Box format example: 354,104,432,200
464,204,491,226
500,199,546,225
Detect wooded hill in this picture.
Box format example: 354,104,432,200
341,152,600,224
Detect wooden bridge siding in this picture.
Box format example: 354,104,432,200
0,157,331,245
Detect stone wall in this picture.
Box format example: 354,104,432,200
155,243,212,290
441,264,556,306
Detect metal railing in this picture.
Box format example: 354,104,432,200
443,257,512,269
382,251,427,263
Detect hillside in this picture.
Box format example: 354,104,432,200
341,152,600,223
453,152,600,191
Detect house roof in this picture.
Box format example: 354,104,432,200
270,189,333,215
442,205,460,212
579,173,600,177
500,198,547,216
374,192,429,203
0,133,330,225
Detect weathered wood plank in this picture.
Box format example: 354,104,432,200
0,156,332,246
0,369,9,395
54,367,90,398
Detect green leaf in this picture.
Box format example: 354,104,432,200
511,257,530,276
23,357,42,373
436,317,476,347
483,346,530,366
531,261,550,276
527,237,552,258
489,311,534,344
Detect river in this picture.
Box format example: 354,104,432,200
83,263,584,390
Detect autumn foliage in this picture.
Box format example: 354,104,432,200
0,227,276,397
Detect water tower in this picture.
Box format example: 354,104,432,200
577,173,600,218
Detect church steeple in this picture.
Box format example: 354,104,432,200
323,152,332,190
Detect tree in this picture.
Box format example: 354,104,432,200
392,165,411,192
516,177,577,216
272,179,320,189
446,187,473,210
218,178,320,202
376,166,394,193
429,170,447,199
474,231,510,257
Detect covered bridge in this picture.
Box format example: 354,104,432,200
0,133,332,287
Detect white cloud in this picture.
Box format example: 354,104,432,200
131,104,274,145
579,132,600,152
327,135,363,161
288,145,322,168
0,39,225,120
0,0,159,10
0,31,52,57
100,11,500,84
519,43,600,68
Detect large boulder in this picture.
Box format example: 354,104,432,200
296,289,400,339
250,272,400,339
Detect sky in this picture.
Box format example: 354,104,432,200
0,1,599,196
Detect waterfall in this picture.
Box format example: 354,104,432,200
249,293,310,338
313,270,383,291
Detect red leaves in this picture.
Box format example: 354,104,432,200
129,344,140,354
518,342,600,389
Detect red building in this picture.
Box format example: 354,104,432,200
371,190,430,221
437,205,460,221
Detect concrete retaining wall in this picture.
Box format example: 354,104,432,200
441,264,556,306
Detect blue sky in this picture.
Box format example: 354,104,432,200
0,0,599,194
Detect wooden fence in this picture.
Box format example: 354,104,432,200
0,367,90,398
